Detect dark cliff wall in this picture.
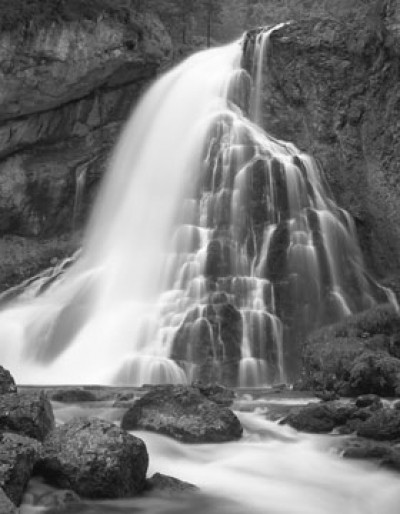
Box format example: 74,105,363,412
0,11,172,290
244,3,400,285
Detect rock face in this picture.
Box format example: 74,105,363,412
299,304,400,396
0,9,172,291
121,385,243,443
0,391,54,441
0,367,16,395
35,417,148,498
0,432,41,506
246,6,400,282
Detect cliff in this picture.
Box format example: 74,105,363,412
0,9,172,290
243,1,400,288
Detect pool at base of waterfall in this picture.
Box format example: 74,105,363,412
20,393,400,514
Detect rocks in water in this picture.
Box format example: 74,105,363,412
300,305,400,397
0,432,41,506
0,488,17,514
35,417,148,498
146,473,198,496
0,367,17,396
356,409,400,441
355,394,383,409
281,401,356,433
50,388,98,403
0,391,54,441
192,382,235,406
121,385,243,443
339,437,400,473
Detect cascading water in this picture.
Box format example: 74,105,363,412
0,28,394,386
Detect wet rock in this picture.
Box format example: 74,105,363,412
35,417,148,498
300,305,400,396
50,388,98,403
280,401,356,433
0,488,17,514
0,367,17,396
192,382,235,406
36,488,81,510
0,391,54,441
355,394,383,409
0,432,41,506
315,390,340,402
146,473,198,496
121,385,243,443
339,437,400,473
356,409,400,441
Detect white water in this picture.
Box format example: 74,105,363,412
21,401,400,514
0,29,396,386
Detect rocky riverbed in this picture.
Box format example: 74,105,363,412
1,366,400,513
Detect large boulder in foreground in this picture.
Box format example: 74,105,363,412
121,385,243,443
35,418,148,498
0,432,41,506
0,391,54,441
0,367,17,396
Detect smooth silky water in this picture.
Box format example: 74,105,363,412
20,396,400,514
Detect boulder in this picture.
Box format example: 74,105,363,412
356,409,400,441
0,391,54,441
339,437,400,473
280,401,356,433
300,305,400,396
121,385,243,443
0,432,41,506
0,488,17,514
50,388,97,403
0,367,16,396
146,473,198,496
35,417,148,498
355,394,383,409
192,382,235,406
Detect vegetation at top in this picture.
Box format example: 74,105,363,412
0,0,387,44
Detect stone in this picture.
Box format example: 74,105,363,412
35,417,148,498
356,409,400,441
192,382,236,406
300,305,400,396
36,488,81,510
121,385,243,443
0,488,17,514
355,394,383,409
0,391,54,441
0,367,17,396
50,388,98,403
146,473,198,496
280,401,356,433
0,432,41,506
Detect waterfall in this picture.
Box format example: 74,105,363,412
0,29,394,386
